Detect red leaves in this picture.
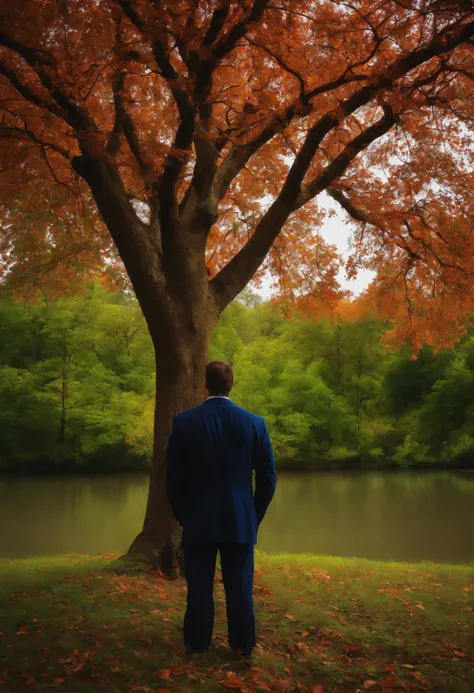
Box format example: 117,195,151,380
453,649,465,658
16,625,30,635
344,643,362,657
20,673,36,685
381,674,403,690
220,671,244,689
156,669,170,681
156,663,189,682
56,649,89,672
272,679,294,692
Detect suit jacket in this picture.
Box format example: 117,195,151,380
166,397,276,545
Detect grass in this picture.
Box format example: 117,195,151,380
0,552,472,692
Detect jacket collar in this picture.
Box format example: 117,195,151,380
202,396,233,406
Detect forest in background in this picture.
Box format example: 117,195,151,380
1,279,473,474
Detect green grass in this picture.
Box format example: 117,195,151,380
0,552,472,692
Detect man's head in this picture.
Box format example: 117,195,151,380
205,360,234,397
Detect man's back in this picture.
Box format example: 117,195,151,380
166,361,276,658
166,397,276,545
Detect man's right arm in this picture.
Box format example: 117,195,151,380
253,419,277,525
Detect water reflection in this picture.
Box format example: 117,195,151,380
260,470,474,563
0,471,473,563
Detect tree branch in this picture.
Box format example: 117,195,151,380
71,152,164,326
107,69,149,175
0,123,71,159
213,0,271,60
0,31,96,132
114,0,196,230
327,187,373,224
296,105,397,208
203,2,231,49
209,16,474,309
0,59,69,122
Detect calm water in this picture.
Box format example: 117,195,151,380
1,470,473,563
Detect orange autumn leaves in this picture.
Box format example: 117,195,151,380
1,2,474,345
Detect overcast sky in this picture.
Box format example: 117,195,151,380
257,192,375,299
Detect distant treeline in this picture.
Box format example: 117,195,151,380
1,280,473,473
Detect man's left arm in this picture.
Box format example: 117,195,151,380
166,415,187,525
253,419,277,525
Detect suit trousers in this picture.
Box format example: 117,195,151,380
183,541,256,654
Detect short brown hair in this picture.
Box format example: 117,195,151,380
205,361,234,396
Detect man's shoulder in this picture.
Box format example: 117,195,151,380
228,402,266,428
175,400,265,426
174,403,204,422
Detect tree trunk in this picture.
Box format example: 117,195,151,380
126,299,215,575
71,154,220,575
58,364,67,444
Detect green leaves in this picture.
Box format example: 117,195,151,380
0,280,153,473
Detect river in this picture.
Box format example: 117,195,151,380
1,470,473,563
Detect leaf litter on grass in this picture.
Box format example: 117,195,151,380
0,555,473,693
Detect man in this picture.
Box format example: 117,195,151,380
166,360,276,658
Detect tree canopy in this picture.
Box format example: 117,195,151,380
1,0,474,346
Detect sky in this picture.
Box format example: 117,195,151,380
257,192,375,299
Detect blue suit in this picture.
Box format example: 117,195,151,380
166,397,276,654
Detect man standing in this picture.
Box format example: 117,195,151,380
166,360,276,658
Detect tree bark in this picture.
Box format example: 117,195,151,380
72,153,221,575
127,306,214,574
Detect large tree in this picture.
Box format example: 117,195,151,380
1,0,474,572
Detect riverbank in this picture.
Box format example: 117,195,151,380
2,457,473,475
0,554,472,692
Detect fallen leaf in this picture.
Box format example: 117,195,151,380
363,682,378,690
409,671,422,680
401,664,415,669
53,678,65,685
20,673,36,685
156,669,170,681
69,651,89,672
244,666,268,682
273,680,294,692
344,643,361,656
308,686,324,693
381,674,401,690
453,650,465,658
221,671,243,690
